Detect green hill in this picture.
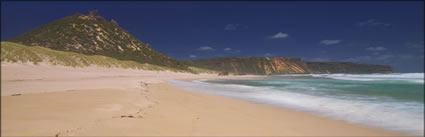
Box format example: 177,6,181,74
1,41,215,73
8,10,187,70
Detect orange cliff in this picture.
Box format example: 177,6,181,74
187,56,393,75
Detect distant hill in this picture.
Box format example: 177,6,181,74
8,10,187,70
186,56,311,75
305,62,394,74
187,56,394,75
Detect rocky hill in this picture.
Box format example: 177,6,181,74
186,56,311,75
8,10,187,70
188,56,394,75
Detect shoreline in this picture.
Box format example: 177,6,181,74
150,82,409,136
170,77,424,136
1,63,411,136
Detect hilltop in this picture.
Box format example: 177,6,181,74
8,10,187,70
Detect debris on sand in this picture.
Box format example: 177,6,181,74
11,93,22,96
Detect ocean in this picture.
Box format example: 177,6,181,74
170,73,424,136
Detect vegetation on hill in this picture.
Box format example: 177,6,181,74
8,10,187,70
187,56,394,75
1,42,213,73
186,56,310,75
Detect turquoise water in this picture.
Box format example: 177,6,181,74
210,75,424,103
170,73,424,135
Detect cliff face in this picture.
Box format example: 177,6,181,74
188,56,311,75
189,57,394,74
8,10,187,70
306,62,394,74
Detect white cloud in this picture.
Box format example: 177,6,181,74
224,48,232,51
270,32,288,39
198,46,214,51
320,40,342,45
358,19,391,27
366,46,386,51
225,24,240,31
189,55,197,58
264,53,274,57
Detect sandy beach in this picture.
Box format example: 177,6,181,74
1,63,409,136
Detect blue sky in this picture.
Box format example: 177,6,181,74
1,2,424,72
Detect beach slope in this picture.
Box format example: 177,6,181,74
1,63,408,136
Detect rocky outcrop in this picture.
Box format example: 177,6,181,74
187,56,311,75
8,10,187,70
189,57,394,75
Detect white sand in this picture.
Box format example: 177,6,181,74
1,62,236,96
1,62,408,136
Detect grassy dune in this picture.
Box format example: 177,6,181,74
1,41,216,74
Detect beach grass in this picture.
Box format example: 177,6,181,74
1,41,214,73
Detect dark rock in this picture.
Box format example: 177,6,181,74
11,93,22,96
111,19,118,25
140,82,148,87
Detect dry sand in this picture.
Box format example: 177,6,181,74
1,62,225,96
1,62,409,136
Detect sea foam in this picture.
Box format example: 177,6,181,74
278,73,424,83
170,77,424,136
